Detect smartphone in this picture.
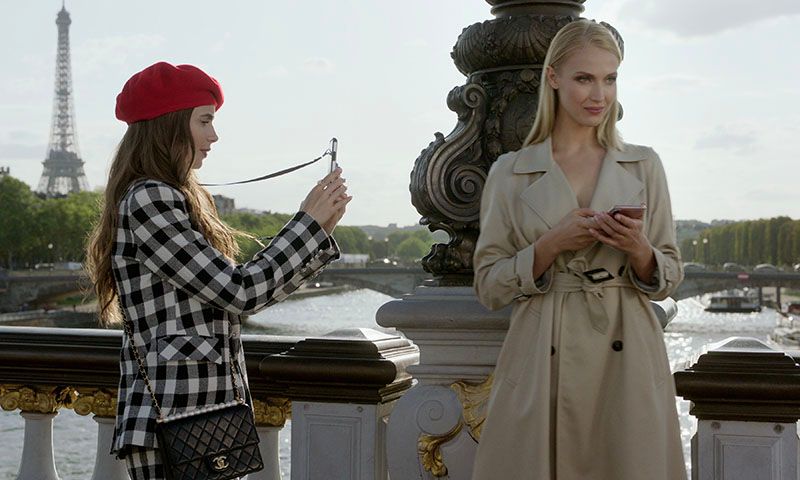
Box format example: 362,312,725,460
329,138,338,174
608,204,646,220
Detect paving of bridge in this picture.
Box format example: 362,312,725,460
3,268,799,311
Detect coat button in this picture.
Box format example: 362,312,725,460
612,340,623,352
551,346,555,356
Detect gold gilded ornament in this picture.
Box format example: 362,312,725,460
253,397,291,427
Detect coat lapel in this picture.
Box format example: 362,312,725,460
516,138,579,229
588,146,646,214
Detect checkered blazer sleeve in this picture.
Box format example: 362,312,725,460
123,181,339,315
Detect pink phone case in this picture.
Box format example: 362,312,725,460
608,204,646,219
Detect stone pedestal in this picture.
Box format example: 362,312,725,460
377,286,510,479
675,337,800,480
290,401,393,480
259,328,418,480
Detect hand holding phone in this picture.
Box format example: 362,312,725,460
608,204,646,220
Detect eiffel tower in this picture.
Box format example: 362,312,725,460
37,2,89,197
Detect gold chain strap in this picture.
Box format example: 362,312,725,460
121,317,243,421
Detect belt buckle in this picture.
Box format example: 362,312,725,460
583,268,613,284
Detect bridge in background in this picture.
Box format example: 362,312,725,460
2,267,799,313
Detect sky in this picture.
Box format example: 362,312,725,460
1,0,799,227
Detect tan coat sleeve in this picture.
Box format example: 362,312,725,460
473,157,553,310
627,148,684,300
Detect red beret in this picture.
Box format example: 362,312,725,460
115,62,224,124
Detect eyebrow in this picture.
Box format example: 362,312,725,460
574,71,618,77
199,113,215,120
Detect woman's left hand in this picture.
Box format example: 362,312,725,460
589,212,656,281
589,212,649,256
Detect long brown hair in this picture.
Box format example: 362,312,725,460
86,108,240,326
523,20,624,150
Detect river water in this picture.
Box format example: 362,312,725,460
0,289,782,479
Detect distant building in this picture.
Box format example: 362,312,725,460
0,167,9,178
213,194,236,215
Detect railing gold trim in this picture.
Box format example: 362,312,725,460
451,374,493,442
418,421,464,477
0,384,76,414
71,387,117,417
253,397,291,427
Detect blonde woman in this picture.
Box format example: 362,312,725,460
86,62,351,478
472,20,685,479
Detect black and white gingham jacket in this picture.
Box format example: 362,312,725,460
110,179,339,455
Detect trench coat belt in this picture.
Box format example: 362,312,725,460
551,272,634,335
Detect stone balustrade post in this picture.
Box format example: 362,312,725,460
258,328,418,480
675,337,800,480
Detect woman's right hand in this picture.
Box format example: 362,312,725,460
300,167,351,234
542,208,598,254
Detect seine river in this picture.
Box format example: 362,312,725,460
0,289,783,479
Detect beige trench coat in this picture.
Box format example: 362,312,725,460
472,138,686,480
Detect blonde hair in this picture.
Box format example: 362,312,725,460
523,19,623,150
86,108,241,326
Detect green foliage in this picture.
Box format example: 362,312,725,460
331,226,370,254
394,236,428,262
0,174,439,269
0,176,102,269
680,216,800,266
222,210,293,261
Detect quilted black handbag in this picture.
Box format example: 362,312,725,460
123,320,264,479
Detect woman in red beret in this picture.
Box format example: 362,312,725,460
86,61,351,478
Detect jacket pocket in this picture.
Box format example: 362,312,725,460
156,335,222,364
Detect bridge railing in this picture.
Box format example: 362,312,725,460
675,336,800,479
0,324,418,480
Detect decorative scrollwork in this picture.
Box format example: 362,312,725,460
451,374,494,442
418,421,465,477
0,384,76,413
452,15,577,75
411,82,488,227
253,397,291,427
71,388,117,417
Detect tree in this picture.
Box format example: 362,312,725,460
0,177,40,268
395,236,429,263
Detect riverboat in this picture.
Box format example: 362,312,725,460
705,292,762,313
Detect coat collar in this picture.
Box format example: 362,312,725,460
515,137,646,228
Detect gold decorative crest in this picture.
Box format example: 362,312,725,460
70,388,117,417
450,374,493,442
419,421,464,477
253,397,291,427
0,384,76,414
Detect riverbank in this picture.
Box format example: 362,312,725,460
0,283,357,328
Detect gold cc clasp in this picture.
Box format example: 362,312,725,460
211,455,230,471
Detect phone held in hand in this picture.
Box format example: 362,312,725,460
608,204,646,220
329,138,338,174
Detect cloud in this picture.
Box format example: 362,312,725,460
694,126,757,154
211,32,233,54
72,34,165,73
301,57,335,75
620,0,800,36
638,74,715,93
404,38,429,48
0,143,45,159
260,66,290,79
8,131,42,143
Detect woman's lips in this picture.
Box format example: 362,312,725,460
585,106,605,115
